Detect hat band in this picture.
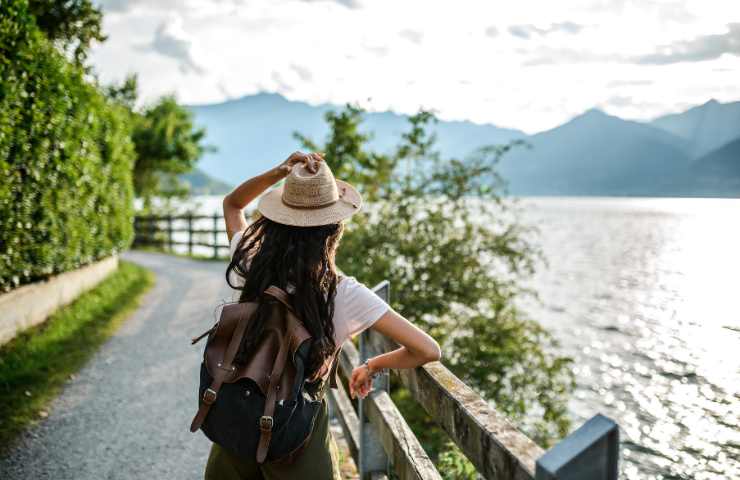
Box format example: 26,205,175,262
281,196,338,209
280,185,358,210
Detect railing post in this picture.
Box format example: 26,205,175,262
536,414,619,480
358,280,391,480
149,216,156,247
167,214,173,252
187,214,193,256
212,213,219,259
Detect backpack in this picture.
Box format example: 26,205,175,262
189,285,340,464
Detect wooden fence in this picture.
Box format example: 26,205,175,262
134,213,621,480
133,214,228,258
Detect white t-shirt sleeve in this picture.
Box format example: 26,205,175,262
229,230,245,259
228,230,246,291
333,275,390,345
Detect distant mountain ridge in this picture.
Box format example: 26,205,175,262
188,93,525,186
649,99,740,159
498,108,693,196
178,168,233,195
188,93,740,198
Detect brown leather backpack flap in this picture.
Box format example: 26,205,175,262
204,293,314,401
204,301,257,378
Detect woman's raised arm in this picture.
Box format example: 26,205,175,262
222,151,322,241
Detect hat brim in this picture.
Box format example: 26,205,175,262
256,179,363,227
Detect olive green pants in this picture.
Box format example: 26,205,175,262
204,398,341,480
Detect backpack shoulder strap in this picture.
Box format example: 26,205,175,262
263,285,294,312
190,302,252,432
328,345,342,389
255,302,292,463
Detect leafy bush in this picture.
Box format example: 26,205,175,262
0,0,136,292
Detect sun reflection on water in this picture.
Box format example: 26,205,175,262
518,197,740,480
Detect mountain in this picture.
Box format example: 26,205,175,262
649,99,740,159
188,93,739,198
188,93,525,185
686,137,740,196
498,109,692,196
178,167,234,195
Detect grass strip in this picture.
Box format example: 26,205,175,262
0,259,155,452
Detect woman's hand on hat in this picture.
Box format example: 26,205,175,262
276,151,324,178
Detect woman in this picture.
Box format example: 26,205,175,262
205,151,441,479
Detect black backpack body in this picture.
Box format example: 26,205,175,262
189,286,339,464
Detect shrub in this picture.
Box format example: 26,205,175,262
0,0,136,292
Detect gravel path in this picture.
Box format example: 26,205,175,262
0,250,236,479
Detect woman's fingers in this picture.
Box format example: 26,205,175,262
306,153,322,173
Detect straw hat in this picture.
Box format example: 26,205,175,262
257,161,363,227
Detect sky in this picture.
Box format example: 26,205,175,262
90,0,740,134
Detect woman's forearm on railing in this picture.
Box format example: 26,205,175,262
368,346,438,373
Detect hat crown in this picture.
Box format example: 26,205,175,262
281,161,339,208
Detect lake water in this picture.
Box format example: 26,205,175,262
153,195,740,479
517,197,739,480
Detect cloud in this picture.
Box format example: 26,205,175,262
635,23,740,64
99,0,183,13
508,25,531,39
98,0,142,12
290,64,313,82
399,29,423,44
554,21,583,34
508,21,584,39
364,44,389,56
271,71,294,93
607,79,653,88
298,0,362,8
523,47,619,66
146,19,205,75
605,95,633,107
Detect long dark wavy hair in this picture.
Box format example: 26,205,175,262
225,215,344,379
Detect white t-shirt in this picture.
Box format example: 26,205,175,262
228,229,389,347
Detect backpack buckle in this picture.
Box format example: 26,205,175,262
260,416,274,431
203,388,217,405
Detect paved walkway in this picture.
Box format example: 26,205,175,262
0,250,236,479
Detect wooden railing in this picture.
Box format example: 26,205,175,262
133,213,620,479
331,281,620,480
133,214,229,258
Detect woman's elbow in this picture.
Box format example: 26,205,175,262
421,340,442,364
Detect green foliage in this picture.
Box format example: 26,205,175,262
106,74,211,212
436,443,478,480
0,260,154,451
294,105,396,201
27,0,105,66
296,105,575,468
0,0,136,292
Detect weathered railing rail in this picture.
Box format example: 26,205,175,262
133,214,620,479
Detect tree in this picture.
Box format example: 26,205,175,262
105,75,212,212
28,0,105,66
296,105,574,469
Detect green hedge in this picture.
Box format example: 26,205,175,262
0,0,135,292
